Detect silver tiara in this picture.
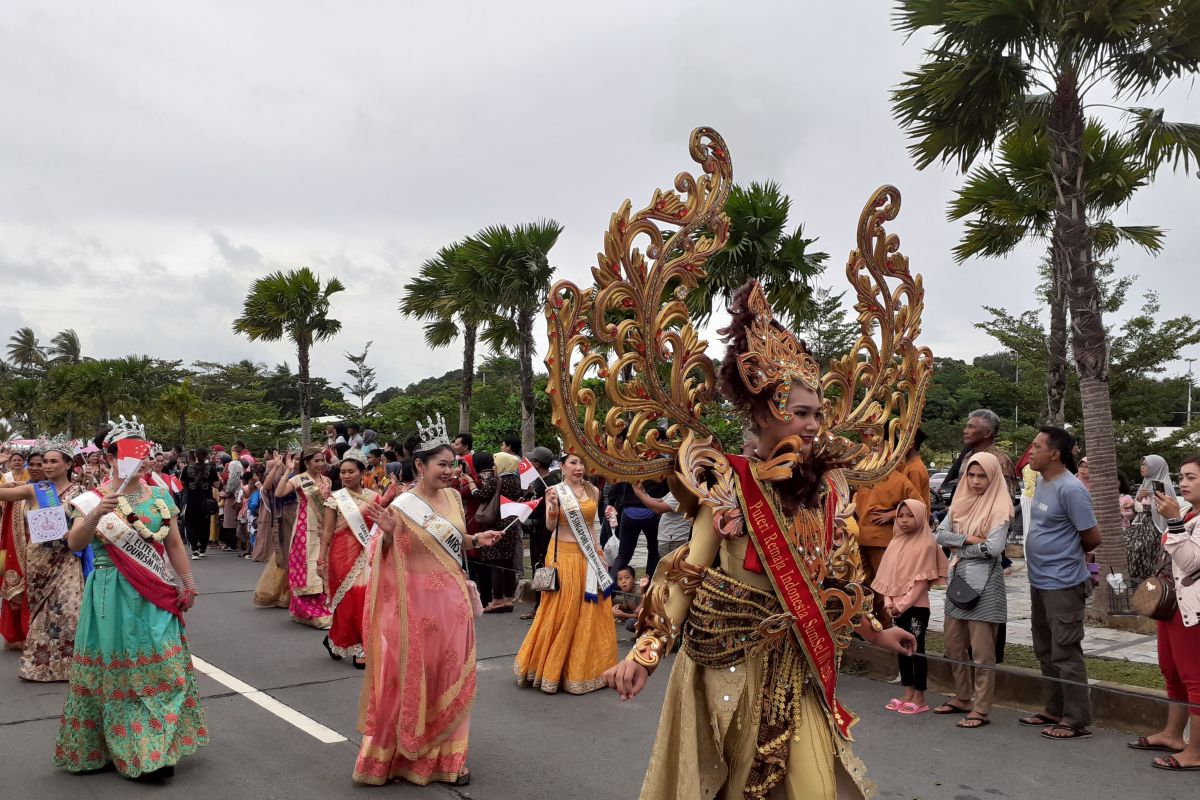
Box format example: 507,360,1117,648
102,415,146,447
151,442,164,458
34,433,75,458
416,413,451,452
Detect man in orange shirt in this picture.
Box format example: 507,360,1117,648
903,429,931,508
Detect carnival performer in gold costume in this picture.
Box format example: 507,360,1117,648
543,128,933,799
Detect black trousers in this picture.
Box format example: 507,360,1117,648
184,507,210,554
609,511,661,581
469,559,493,607
895,606,931,691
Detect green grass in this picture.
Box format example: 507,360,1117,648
922,631,1165,691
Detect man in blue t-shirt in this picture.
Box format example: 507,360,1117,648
1021,426,1101,740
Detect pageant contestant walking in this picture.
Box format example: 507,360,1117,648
54,419,207,781
275,444,333,629
352,414,503,787
319,448,384,666
0,435,87,681
514,453,618,694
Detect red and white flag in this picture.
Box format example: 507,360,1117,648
500,496,540,523
517,458,540,490
115,439,151,480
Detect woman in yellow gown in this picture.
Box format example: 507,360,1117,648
514,453,618,694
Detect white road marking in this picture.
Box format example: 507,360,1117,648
190,655,348,744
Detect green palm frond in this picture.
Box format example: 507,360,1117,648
1124,107,1200,175
1090,222,1165,255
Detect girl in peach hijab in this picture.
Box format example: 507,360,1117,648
871,499,948,715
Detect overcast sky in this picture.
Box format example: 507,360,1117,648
2,2,1197,397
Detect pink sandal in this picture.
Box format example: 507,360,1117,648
898,702,929,715
884,698,904,711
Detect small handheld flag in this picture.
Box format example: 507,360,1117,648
517,458,540,490
115,439,151,480
500,496,540,523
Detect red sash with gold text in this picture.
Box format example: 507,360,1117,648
726,455,856,740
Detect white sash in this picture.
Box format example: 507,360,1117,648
556,484,613,601
333,489,374,548
396,491,466,570
71,491,176,587
148,472,168,491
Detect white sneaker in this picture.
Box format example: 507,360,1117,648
191,554,199,560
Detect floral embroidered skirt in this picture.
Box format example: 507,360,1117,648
54,559,208,777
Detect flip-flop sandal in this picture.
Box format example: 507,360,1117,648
519,611,535,620
1018,713,1061,727
1040,725,1092,741
884,698,904,711
898,703,929,715
1152,756,1200,771
932,703,971,715
1127,736,1183,753
957,716,990,729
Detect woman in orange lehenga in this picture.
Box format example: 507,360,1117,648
352,422,502,787
514,453,618,694
319,449,383,667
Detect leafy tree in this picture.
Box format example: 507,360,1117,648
340,341,379,413
7,327,45,373
153,377,206,447
795,286,859,366
469,220,563,453
689,181,829,330
947,121,1165,423
400,242,504,433
892,0,1200,603
233,267,345,445
48,329,87,366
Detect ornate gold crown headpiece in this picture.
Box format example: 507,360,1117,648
735,281,822,422
415,413,451,453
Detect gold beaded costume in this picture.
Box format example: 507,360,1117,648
544,128,933,799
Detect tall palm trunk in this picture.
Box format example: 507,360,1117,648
1045,251,1069,425
459,321,477,433
517,306,537,452
297,339,312,446
1050,64,1126,615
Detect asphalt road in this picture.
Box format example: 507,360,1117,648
1,552,1194,799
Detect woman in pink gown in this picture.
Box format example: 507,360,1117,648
352,436,501,787
274,444,332,629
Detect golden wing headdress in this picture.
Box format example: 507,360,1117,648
545,127,733,482
816,186,934,485
545,128,932,496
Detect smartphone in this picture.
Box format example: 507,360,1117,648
1152,480,1166,495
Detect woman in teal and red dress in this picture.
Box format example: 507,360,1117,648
55,422,207,782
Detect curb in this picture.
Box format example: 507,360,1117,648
843,640,1168,734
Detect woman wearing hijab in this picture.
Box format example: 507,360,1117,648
1127,456,1193,585
934,451,1014,729
871,499,947,716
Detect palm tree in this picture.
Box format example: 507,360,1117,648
401,242,502,433
233,268,345,445
467,221,563,452
7,327,45,373
48,329,87,366
688,181,829,330
893,1,1200,611
947,121,1164,424
154,377,205,447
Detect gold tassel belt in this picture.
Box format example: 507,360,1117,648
683,568,796,669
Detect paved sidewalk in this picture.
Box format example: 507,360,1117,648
927,559,1160,665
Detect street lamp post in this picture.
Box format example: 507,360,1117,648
1187,357,1196,426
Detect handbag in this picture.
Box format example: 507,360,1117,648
1132,552,1179,621
465,579,485,618
473,481,502,529
946,572,981,610
531,526,560,593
